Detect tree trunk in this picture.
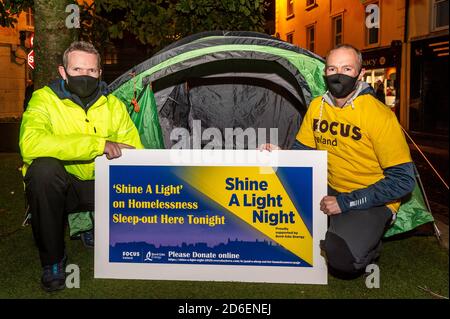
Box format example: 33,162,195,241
34,0,77,89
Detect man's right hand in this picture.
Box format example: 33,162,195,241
259,143,281,152
103,141,135,160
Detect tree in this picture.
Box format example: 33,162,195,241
33,0,77,89
94,0,267,51
1,0,77,89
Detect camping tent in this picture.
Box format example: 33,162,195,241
108,31,326,150
98,31,434,239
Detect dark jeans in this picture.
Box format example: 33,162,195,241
24,157,94,266
321,187,392,278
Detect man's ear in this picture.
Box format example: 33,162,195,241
58,65,67,80
358,68,366,80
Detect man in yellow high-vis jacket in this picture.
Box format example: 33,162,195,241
19,41,143,292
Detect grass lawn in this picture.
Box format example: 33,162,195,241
0,153,448,299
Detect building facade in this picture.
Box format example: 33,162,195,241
275,0,448,137
0,9,34,119
406,0,448,136
0,0,96,120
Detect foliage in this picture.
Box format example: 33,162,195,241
1,0,267,51
79,1,113,50
0,0,34,27
94,0,267,50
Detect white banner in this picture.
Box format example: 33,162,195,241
95,149,328,284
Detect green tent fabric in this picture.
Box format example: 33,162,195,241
384,175,434,238
68,211,93,238
129,85,165,149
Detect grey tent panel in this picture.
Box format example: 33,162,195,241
109,34,324,94
143,51,310,109
109,31,325,151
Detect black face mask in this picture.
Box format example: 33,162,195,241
325,73,360,99
65,72,99,98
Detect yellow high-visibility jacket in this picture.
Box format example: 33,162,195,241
19,80,144,180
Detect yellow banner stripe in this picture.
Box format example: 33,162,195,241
178,166,313,265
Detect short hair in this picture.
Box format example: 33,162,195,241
326,44,363,71
62,41,101,69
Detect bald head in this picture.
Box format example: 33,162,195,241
325,44,364,78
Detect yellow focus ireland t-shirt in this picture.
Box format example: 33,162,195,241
296,94,412,212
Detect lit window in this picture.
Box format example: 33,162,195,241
104,47,118,65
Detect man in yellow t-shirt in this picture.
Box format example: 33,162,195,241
262,44,415,278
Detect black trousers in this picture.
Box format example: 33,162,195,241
321,188,392,277
24,157,94,266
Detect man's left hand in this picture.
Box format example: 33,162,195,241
320,196,342,215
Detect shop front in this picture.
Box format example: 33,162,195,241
361,41,403,116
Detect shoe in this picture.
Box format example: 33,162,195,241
80,229,94,248
41,256,67,292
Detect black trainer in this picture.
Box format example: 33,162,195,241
41,255,67,292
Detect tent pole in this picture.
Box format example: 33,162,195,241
405,129,443,242
402,127,449,190
414,165,442,241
